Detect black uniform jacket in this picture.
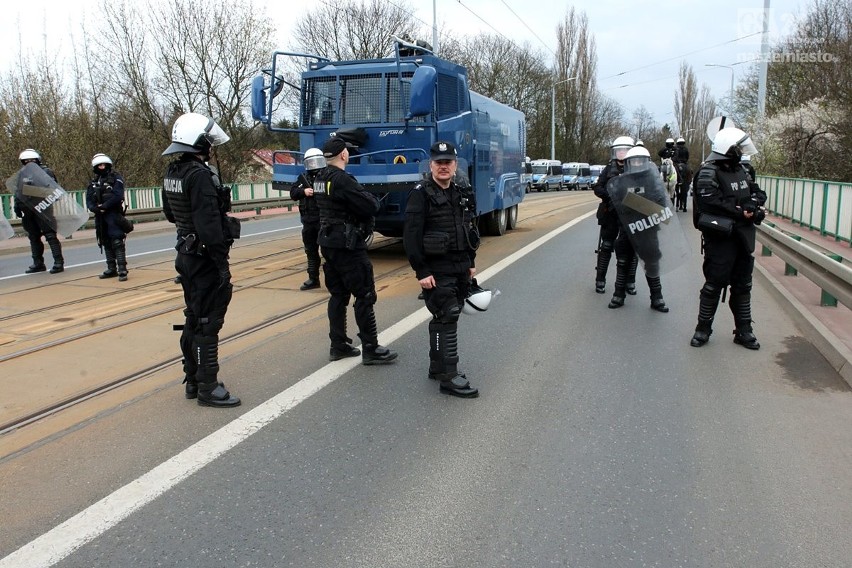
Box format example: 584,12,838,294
403,175,476,280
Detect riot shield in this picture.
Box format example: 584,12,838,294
5,163,88,237
0,214,13,240
606,166,691,276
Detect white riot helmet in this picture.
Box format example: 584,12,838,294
709,127,758,161
665,138,674,146
635,139,645,147
610,135,635,162
19,149,41,164
162,112,230,156
676,137,686,145
623,146,651,173
303,147,326,171
462,280,492,315
92,153,113,168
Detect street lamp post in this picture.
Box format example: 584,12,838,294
551,75,578,160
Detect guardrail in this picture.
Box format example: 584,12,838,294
757,175,852,245
756,222,852,309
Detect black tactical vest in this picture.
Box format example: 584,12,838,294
422,181,468,252
162,160,206,234
313,169,352,225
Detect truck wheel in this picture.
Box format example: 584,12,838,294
483,207,507,236
506,204,519,230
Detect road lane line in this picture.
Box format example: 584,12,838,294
0,210,595,568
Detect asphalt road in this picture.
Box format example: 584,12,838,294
2,197,850,567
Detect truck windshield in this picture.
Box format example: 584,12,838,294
531,165,549,174
302,72,419,126
563,166,580,175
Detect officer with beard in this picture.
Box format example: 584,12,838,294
15,149,65,274
161,112,240,407
690,128,766,350
593,136,638,295
313,136,397,365
87,153,129,281
403,141,479,398
290,147,325,291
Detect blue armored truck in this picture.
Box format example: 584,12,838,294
251,39,526,237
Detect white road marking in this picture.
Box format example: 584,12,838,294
0,211,594,567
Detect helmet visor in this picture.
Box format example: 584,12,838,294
738,135,758,156
206,120,230,146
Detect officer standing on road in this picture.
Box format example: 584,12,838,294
593,136,638,295
161,112,240,407
403,141,480,398
313,135,397,365
607,146,669,313
290,148,325,291
690,128,766,350
14,149,65,274
87,153,130,281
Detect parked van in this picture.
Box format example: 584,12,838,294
589,164,606,188
530,159,563,192
562,162,592,190
521,157,533,193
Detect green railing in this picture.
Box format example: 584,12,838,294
757,175,852,245
1,181,281,221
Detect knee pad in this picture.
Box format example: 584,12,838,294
700,282,722,299
730,279,752,297
599,239,614,253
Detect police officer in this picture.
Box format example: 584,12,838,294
657,138,675,160
607,146,669,313
15,149,65,274
690,128,766,350
161,112,240,407
313,136,397,365
87,153,129,281
673,137,690,164
593,136,638,295
290,148,324,291
403,141,479,398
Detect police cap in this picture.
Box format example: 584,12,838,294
430,141,457,161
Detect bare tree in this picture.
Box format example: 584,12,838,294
673,62,716,168
291,0,420,61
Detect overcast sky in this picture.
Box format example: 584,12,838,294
2,0,808,133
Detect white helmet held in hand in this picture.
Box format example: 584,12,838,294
462,280,492,315
19,149,41,164
162,112,230,156
303,147,326,171
92,153,113,168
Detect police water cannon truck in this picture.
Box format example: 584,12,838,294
251,37,527,237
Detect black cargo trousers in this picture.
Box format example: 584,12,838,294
321,246,379,350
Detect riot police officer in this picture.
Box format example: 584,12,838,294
86,153,130,281
313,136,397,365
691,128,766,350
14,149,65,274
403,141,479,398
673,137,690,164
290,148,324,291
593,136,638,295
161,112,240,407
607,146,669,313
657,138,675,160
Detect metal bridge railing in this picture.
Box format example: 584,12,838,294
757,175,852,245
756,221,852,309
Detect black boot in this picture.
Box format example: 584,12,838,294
26,260,47,274
439,374,479,398
99,245,117,278
730,293,760,350
46,233,64,274
183,375,198,399
647,275,669,313
594,246,612,294
114,239,128,281
357,306,398,365
329,344,360,361
300,255,321,290
194,335,241,407
608,257,628,309
626,255,639,295
690,285,720,347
